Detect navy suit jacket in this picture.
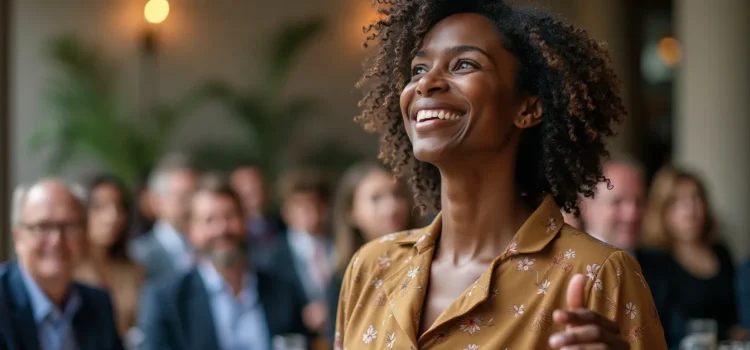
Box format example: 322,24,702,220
736,260,750,330
266,230,333,303
0,261,123,350
138,267,308,350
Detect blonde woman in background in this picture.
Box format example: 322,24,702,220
326,161,418,339
74,174,145,338
642,165,738,342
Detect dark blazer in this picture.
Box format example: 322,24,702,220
266,230,332,303
138,267,308,350
634,247,686,348
128,230,177,282
736,259,750,330
326,274,344,342
0,261,123,350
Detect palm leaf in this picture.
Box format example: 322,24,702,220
33,35,194,186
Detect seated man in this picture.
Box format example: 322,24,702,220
129,154,199,282
0,180,123,350
139,177,308,350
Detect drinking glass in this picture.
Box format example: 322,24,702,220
272,334,307,350
718,341,750,350
680,318,718,350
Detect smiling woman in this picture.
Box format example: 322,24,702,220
336,1,667,350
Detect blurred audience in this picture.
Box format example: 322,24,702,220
138,177,307,350
581,156,646,253
0,180,123,350
230,165,284,270
270,170,333,334
7,154,749,349
326,161,416,339
131,170,156,237
129,154,199,281
578,156,677,346
642,165,738,342
73,174,145,337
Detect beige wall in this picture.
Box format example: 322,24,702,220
675,0,750,260
1,0,9,260
10,0,380,185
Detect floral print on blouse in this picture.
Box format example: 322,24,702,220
335,195,667,350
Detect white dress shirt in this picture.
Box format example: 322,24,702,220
154,221,194,273
287,230,331,300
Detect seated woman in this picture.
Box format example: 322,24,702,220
334,1,667,349
74,174,145,338
327,161,418,339
642,166,738,343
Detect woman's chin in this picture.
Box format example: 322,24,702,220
413,145,454,165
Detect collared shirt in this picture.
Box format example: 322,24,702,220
20,268,82,350
197,262,270,350
287,229,331,300
154,220,194,273
335,196,667,350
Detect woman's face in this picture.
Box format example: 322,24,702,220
351,170,411,241
400,13,532,164
88,183,128,248
665,179,707,244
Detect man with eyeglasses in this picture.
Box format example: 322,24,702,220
0,180,123,350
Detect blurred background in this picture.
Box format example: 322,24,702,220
0,0,748,349
3,0,748,261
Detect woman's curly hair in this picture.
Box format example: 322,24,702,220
355,0,625,216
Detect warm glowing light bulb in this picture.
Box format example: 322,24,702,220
144,0,170,24
657,37,682,67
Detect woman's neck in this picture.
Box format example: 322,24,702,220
673,239,709,253
89,245,111,265
437,153,532,264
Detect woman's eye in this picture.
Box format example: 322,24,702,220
412,66,427,76
456,60,478,71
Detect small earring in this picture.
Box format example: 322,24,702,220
519,119,526,125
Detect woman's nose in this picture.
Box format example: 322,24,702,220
416,70,448,96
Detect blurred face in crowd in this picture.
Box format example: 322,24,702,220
13,182,86,283
351,170,411,240
87,183,128,249
665,178,707,244
154,169,198,231
231,167,267,219
188,191,248,267
581,162,646,251
283,192,329,236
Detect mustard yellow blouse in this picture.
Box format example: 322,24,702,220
335,196,667,349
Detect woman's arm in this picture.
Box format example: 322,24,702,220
588,251,667,349
549,251,668,350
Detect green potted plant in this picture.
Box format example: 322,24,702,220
31,35,203,186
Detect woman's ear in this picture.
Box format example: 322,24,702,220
514,96,543,129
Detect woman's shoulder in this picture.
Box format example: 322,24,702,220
349,228,427,269
547,225,648,280
557,225,632,258
111,259,147,282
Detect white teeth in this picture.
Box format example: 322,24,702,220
416,109,462,122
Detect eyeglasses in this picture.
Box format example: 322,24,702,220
19,221,85,239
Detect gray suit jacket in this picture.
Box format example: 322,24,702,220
129,231,178,282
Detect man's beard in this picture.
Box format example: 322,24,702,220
199,234,249,267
